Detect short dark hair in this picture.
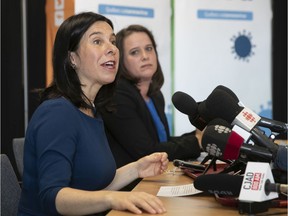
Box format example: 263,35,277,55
116,24,164,96
40,12,119,110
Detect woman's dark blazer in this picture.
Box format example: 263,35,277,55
101,78,201,168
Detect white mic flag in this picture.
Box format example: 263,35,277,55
232,107,261,132
239,162,278,202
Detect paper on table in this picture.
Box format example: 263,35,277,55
157,184,203,197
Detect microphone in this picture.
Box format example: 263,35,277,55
265,179,288,195
257,118,288,134
172,91,208,130
213,85,239,102
202,124,273,161
201,89,279,155
194,173,288,197
173,86,288,134
171,91,198,117
197,85,242,125
172,90,231,131
211,85,288,134
172,87,239,131
193,174,243,196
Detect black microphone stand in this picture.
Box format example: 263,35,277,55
200,154,249,175
200,155,233,175
219,159,247,175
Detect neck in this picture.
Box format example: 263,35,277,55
80,96,96,118
79,106,95,118
136,80,151,101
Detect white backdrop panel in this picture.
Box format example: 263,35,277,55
174,0,272,135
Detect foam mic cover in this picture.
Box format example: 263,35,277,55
202,124,244,160
172,91,198,116
204,89,243,123
205,118,232,128
214,85,239,103
194,174,243,196
172,91,208,130
198,85,241,123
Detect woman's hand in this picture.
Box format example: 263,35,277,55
136,152,169,178
195,129,203,150
107,191,166,214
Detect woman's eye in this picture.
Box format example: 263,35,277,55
130,50,139,55
146,46,153,51
93,39,101,45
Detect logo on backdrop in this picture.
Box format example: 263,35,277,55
231,30,256,62
98,4,154,18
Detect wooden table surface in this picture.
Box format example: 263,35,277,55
107,162,287,216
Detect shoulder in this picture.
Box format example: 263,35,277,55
25,97,83,145
116,79,137,92
30,97,80,128
114,79,141,100
39,97,77,115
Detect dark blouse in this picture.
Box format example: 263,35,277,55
18,97,116,215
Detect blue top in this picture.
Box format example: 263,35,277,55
146,99,167,142
18,97,116,216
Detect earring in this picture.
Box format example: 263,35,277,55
71,63,76,69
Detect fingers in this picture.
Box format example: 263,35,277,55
110,191,166,214
125,192,166,214
160,152,168,162
151,152,169,173
159,152,169,172
152,152,168,162
137,152,169,178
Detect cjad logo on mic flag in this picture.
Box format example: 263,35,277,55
239,162,278,202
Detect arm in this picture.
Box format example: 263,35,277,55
105,152,169,190
55,152,168,215
56,188,166,215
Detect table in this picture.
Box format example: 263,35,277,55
107,163,287,216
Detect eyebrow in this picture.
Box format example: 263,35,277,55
89,32,116,38
130,43,153,50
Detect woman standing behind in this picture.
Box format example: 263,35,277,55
17,13,168,216
101,25,202,170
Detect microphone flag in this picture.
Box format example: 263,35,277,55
239,161,278,202
232,107,261,132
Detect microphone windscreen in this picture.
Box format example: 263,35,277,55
206,118,232,128
194,174,243,196
198,100,215,121
202,124,244,160
202,124,231,158
205,89,242,123
172,91,198,116
214,85,239,103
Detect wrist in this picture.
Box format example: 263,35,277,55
129,161,140,179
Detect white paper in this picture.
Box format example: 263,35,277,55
157,184,203,197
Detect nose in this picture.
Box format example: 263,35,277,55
107,44,118,56
141,50,149,61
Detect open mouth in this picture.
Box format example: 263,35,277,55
102,61,116,69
